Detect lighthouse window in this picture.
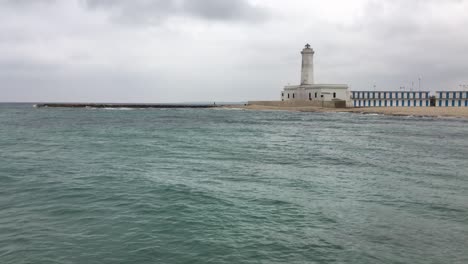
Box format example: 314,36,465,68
333,92,336,98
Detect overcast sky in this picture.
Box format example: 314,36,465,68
1,0,468,103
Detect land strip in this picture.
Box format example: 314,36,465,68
224,104,468,118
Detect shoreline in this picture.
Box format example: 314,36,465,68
223,105,468,118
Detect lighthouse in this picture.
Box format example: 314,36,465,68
300,44,314,85
281,44,350,105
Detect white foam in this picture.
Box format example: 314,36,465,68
103,107,133,110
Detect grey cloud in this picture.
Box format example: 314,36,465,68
182,0,266,21
82,0,268,24
1,0,55,6
345,0,466,39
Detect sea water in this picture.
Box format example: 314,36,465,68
0,104,467,264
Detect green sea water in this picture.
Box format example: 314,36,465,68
0,103,467,264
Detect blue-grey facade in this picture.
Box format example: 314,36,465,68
436,91,468,107
351,91,430,107
351,90,468,107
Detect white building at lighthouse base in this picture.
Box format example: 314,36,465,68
281,84,350,103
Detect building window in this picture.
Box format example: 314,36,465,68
288,93,290,99
309,93,312,100
293,93,295,99
315,92,317,98
333,92,336,98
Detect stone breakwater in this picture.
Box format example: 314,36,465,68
35,103,219,109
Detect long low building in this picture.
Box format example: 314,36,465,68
351,91,431,107
436,91,468,107
351,90,468,107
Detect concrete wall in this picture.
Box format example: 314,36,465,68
248,100,347,108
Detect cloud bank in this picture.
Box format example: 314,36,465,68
1,0,467,102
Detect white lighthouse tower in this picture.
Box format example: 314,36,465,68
300,44,315,85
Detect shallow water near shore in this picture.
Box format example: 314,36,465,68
1,103,467,264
